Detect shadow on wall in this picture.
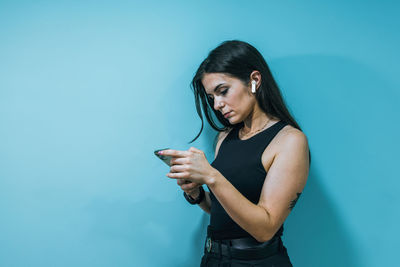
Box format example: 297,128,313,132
276,54,398,267
284,166,361,267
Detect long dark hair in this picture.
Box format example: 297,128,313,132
189,40,301,144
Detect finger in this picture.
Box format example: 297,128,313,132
159,149,188,158
170,157,188,165
181,183,198,191
177,179,191,186
170,165,188,173
167,172,189,179
177,179,196,186
189,147,203,153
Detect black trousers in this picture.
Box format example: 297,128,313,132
199,237,293,267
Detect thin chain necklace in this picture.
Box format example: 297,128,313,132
239,119,271,139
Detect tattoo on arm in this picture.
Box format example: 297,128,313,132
289,193,302,210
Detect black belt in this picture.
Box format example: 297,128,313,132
204,235,282,260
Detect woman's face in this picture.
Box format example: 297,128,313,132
202,73,256,124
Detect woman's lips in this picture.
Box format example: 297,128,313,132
224,112,232,118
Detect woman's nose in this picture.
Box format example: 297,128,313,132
214,99,224,110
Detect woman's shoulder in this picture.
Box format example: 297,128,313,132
273,124,309,153
262,123,309,170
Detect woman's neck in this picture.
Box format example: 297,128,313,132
241,107,274,135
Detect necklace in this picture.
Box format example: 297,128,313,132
239,119,271,139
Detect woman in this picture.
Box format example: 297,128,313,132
158,40,309,266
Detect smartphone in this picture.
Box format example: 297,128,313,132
154,148,172,166
154,148,191,184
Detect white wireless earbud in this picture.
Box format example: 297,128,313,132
251,80,256,93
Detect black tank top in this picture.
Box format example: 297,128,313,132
208,120,288,240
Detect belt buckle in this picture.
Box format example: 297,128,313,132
206,237,212,253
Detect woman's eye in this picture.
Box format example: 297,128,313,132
221,89,229,95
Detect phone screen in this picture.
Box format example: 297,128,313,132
154,148,172,166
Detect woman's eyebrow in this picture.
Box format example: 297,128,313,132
212,83,226,93
206,83,226,95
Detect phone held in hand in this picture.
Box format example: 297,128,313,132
154,148,191,184
154,148,172,166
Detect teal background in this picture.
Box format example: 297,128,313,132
1,1,399,266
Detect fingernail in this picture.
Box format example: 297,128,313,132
158,151,163,155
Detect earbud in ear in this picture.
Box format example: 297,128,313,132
251,80,256,93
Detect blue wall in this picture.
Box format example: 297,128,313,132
1,1,399,266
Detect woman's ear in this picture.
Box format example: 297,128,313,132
249,70,262,91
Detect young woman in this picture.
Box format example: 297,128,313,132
158,40,310,266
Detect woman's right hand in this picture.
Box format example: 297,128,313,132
177,179,201,198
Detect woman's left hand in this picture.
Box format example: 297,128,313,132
159,147,216,185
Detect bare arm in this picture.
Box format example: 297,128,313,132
206,129,309,242
197,191,211,214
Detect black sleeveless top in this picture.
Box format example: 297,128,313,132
207,120,288,240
